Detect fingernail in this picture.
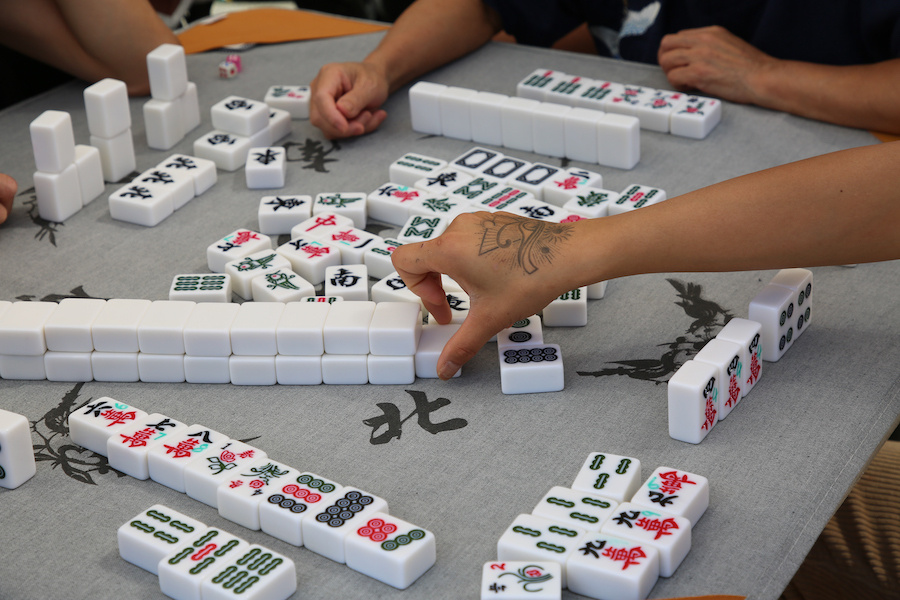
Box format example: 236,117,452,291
438,361,460,380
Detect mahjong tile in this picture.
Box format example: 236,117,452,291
532,101,571,158
716,317,762,397
230,301,285,355
118,504,208,575
440,86,478,140
546,74,593,105
473,186,533,212
108,181,173,226
44,298,106,352
91,299,152,353
157,153,217,196
258,195,312,235
669,95,721,139
564,188,617,218
316,227,383,264
497,513,585,588
694,338,744,419
0,408,37,489
602,84,656,116
566,531,660,600
364,238,404,280
324,264,369,301
512,163,562,200
596,114,640,170
367,183,423,225
369,301,423,356
245,147,286,189
275,301,330,356
169,274,232,303
667,360,719,444
199,544,297,600
224,249,291,300
608,184,666,216
367,355,416,385
229,355,277,385
415,323,462,378
192,130,252,172
516,69,568,101
448,176,503,204
106,413,188,479
748,283,797,362
389,153,448,187
68,397,148,456
397,214,451,243
344,512,436,589
264,85,310,119
600,502,691,577
183,441,268,508
371,272,425,305
542,168,603,207
275,237,341,286
571,452,642,503
133,166,194,210
301,487,389,563
480,561,561,599
217,458,297,530
496,315,543,350
158,527,250,600
499,197,562,221
207,229,272,273
182,303,240,357
470,91,508,147
147,425,232,493
532,485,619,532
137,300,195,355
498,343,564,394
210,95,268,136
542,287,587,327
137,353,185,383
408,81,446,135
477,156,532,183
275,355,322,385
259,472,344,546
251,268,315,302
630,466,709,525
323,301,376,354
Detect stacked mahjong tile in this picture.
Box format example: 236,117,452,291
0,295,457,384
409,81,640,169
669,268,813,444
193,95,291,172
143,43,201,151
68,398,436,592
486,452,709,600
517,69,722,139
108,153,218,226
29,108,106,223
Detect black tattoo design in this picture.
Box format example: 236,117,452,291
477,214,572,274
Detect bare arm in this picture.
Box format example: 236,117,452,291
393,141,900,378
658,26,900,134
310,0,502,138
0,0,178,95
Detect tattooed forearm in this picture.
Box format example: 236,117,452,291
477,213,573,274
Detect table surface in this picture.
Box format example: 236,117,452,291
1,31,898,600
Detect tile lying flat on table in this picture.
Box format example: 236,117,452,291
532,485,619,532
157,154,217,197
264,84,311,119
389,153,448,188
193,130,252,172
630,467,710,526
251,267,315,302
313,192,368,229
259,472,344,546
199,543,297,600
169,274,232,303
344,512,436,589
480,561,562,600
118,504,208,575
571,452,642,503
147,424,232,493
68,397,148,456
325,264,369,301
566,531,660,600
608,184,666,216
108,179,173,226
516,68,568,101
217,457,296,530
276,238,340,286
564,187,617,218
107,413,188,479
183,440,268,508
670,95,722,139
497,513,586,588
257,195,312,235
301,487,389,563
499,343,564,394
600,502,692,577
543,168,603,207
158,526,250,600
224,250,291,300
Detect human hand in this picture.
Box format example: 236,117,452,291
0,174,17,225
309,61,390,139
392,212,580,379
657,25,779,105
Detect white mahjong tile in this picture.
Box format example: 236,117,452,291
608,184,666,215
157,154,217,196
564,187,618,218
108,180,173,226
301,488,389,563
118,504,208,575
511,163,562,200
133,165,194,210
276,301,330,356
44,351,93,382
183,440,268,508
230,302,285,355
601,502,692,577
137,353,185,383
542,288,587,327
275,237,341,286
574,80,622,110
210,95,268,136
497,513,585,588
571,452,642,503
147,424,232,493
371,272,425,305
415,323,462,378
496,315,543,350
473,186,533,212
245,147,287,189
397,215,451,243
137,300,195,355
251,267,315,302
198,544,297,600
367,355,416,385
68,397,148,456
532,485,619,532
224,250,291,300
546,74,594,105
499,197,563,221
542,168,603,207
634,90,687,133
192,130,252,172
669,95,721,139
694,338,744,419
169,274,232,303
217,458,297,530
369,301,423,356
480,561,561,599
0,408,37,489
324,264,369,301
716,317,762,397
532,102,571,158
470,91,508,147
158,527,250,600
207,229,272,273
389,153,448,187
564,107,605,164
368,183,424,225
408,81,447,135
259,472,344,545
364,238,405,280
602,84,656,117
229,355,277,385
516,69,568,101
91,299,152,353
323,301,376,354
499,343,564,394
315,227,383,264
107,413,188,479
447,176,504,204
264,85,311,119
183,303,240,356
668,360,719,444
44,298,105,352
450,147,503,175
630,466,710,525
439,86,478,140
344,512,436,589
566,531,660,599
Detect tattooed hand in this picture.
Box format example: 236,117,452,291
392,212,579,379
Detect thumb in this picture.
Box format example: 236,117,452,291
436,307,504,380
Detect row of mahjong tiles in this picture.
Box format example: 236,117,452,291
66,398,434,592
0,296,571,393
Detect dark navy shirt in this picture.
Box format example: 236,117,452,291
483,0,900,64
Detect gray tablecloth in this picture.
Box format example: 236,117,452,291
0,31,898,600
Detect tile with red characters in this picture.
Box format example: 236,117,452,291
264,85,310,119
600,502,691,577
183,440,268,508
716,317,763,398
635,90,687,133
630,467,709,526
566,532,660,600
542,168,603,207
147,424,231,493
368,183,425,225
668,359,719,444
217,458,297,530
608,184,666,216
68,396,148,456
694,338,744,419
107,413,188,480
602,84,656,116
670,95,722,139
480,561,561,599
206,228,272,273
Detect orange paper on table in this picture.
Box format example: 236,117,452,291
177,8,389,54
